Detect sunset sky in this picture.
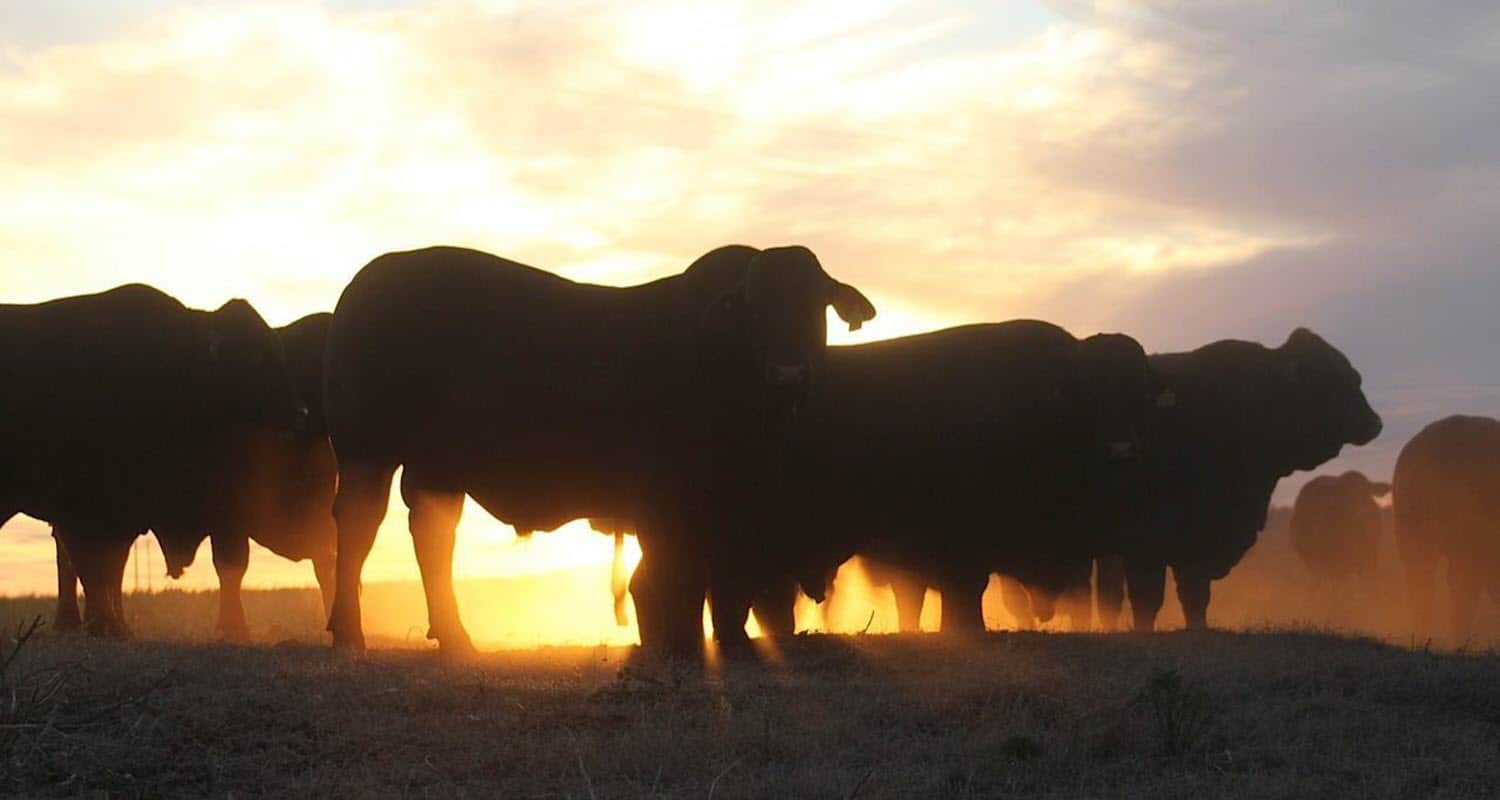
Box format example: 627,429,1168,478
2,1,1497,598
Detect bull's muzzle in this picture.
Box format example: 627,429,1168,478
766,363,809,387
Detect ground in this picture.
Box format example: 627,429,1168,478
1,591,1498,798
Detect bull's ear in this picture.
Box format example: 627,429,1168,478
827,281,875,332
207,298,265,358
1369,481,1392,498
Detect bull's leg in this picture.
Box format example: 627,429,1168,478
998,575,1034,631
1399,550,1438,644
312,555,336,618
1174,566,1212,631
106,540,128,633
629,546,665,649
751,576,799,643
938,570,987,634
707,558,755,658
889,573,927,633
1095,556,1126,632
610,533,630,627
53,532,82,632
328,460,396,653
1448,559,1481,648
641,534,707,659
1124,556,1166,632
401,482,474,657
1058,582,1093,632
60,528,133,639
211,529,251,641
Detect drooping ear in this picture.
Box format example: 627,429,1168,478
827,281,876,332
1369,481,1392,498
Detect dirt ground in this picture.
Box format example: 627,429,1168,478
0,591,1497,799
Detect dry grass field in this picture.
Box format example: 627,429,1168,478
1,589,1498,799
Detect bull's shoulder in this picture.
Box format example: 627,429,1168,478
9,283,187,318
1150,339,1270,377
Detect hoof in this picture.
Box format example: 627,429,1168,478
86,618,132,640
331,629,367,655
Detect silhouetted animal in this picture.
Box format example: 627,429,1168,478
1392,415,1500,644
323,245,874,655
0,284,304,637
709,320,1166,652
1289,471,1390,582
52,313,339,639
1096,329,1382,632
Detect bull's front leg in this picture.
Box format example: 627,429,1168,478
52,531,82,632
1094,556,1127,632
210,529,251,641
751,575,799,643
937,568,988,635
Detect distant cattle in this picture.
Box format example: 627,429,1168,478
323,245,874,656
1096,329,1382,632
1392,415,1500,644
1289,471,1390,582
0,285,304,637
708,320,1165,652
52,313,338,639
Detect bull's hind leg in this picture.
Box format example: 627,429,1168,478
889,572,927,633
1174,566,1212,631
53,532,82,632
1124,556,1166,632
328,460,396,652
1395,522,1439,644
1096,556,1126,632
401,478,474,657
1447,559,1481,648
211,529,251,641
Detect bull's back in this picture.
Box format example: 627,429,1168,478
1394,416,1500,551
325,247,676,469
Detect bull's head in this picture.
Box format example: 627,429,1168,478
711,245,875,412
1278,328,1383,470
206,299,309,434
1071,332,1172,463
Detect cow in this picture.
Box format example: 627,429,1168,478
1096,329,1383,632
1288,470,1390,583
51,313,338,639
1392,415,1500,645
706,320,1167,654
322,245,875,656
0,284,304,637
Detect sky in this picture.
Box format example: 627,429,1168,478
2,0,1498,596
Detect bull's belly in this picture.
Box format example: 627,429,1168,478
413,463,639,537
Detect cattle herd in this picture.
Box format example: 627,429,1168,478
1,244,1496,656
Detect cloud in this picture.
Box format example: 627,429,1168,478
1,0,1496,504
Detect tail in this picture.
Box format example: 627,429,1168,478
611,532,629,626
